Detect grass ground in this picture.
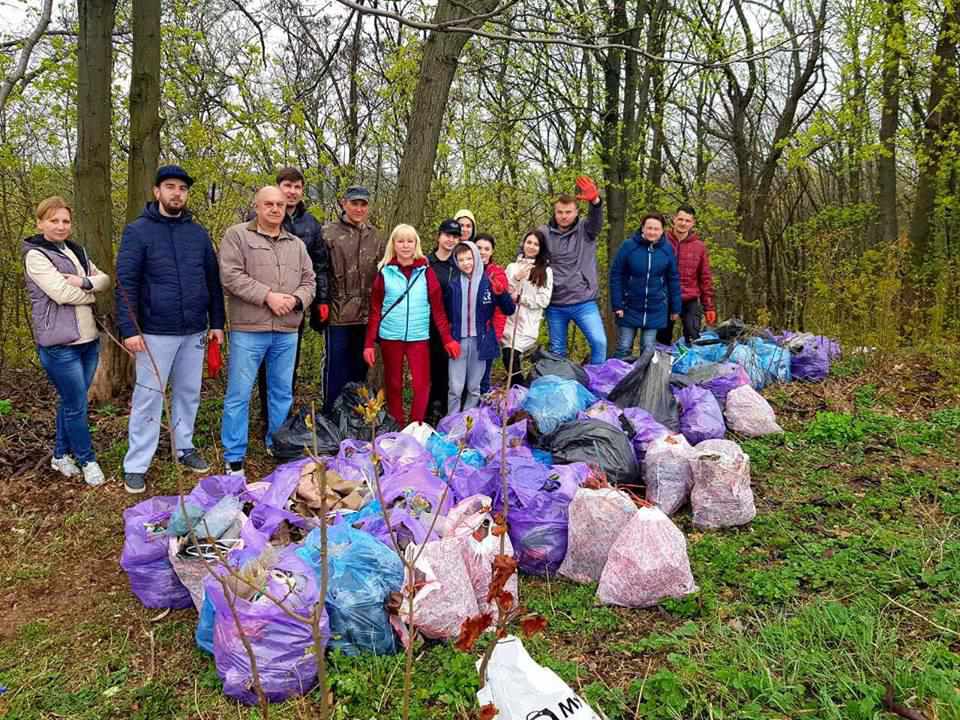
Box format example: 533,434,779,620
0,348,958,719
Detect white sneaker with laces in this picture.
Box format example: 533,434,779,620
81,461,106,487
51,455,81,478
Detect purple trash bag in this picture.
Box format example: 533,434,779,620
724,385,783,437
578,400,624,428
437,406,500,445
239,503,314,558
445,456,498,503
120,496,194,609
584,359,634,398
546,462,592,502
471,416,529,459
687,362,751,408
260,458,315,509
622,407,671,463
380,463,453,516
483,385,529,417
643,434,696,515
374,433,431,475
492,458,570,576
332,439,377,485
355,506,440,551
596,506,697,607
790,336,835,382
673,385,726,445
691,439,756,529
559,487,637,583
209,545,327,705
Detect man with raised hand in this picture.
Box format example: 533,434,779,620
538,175,607,364
219,186,316,477
655,204,716,346
320,185,384,414
116,164,225,495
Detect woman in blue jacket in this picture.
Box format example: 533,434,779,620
609,213,681,358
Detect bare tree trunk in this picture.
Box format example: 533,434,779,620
908,2,960,265
126,0,162,224
877,0,902,245
391,0,501,229
75,0,118,403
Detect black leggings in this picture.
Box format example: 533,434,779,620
501,347,526,388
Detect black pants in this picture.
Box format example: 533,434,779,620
426,333,449,425
501,347,526,389
656,299,702,346
258,320,304,429
322,324,369,415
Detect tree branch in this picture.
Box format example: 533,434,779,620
0,0,53,114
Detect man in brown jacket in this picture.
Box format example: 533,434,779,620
219,186,316,476
320,185,385,414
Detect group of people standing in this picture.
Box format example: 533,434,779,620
24,167,715,493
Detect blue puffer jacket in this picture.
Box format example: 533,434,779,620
608,232,682,330
115,203,225,338
444,243,516,361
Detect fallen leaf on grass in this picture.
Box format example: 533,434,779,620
520,615,548,637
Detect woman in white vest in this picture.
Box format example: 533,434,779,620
502,229,554,387
364,224,461,424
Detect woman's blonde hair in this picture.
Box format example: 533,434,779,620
36,196,72,222
379,224,424,269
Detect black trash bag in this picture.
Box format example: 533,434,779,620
544,419,639,486
608,348,680,431
331,382,401,440
526,347,590,386
272,406,342,460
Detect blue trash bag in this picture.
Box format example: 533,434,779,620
522,375,596,435
196,592,216,654
672,341,728,374
297,523,403,656
531,448,554,465
729,339,791,389
426,432,485,478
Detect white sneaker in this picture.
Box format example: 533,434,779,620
51,455,80,478
81,461,106,487
226,461,245,478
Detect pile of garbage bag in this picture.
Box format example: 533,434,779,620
118,325,836,706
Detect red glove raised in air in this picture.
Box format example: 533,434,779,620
704,310,717,326
575,175,600,203
444,340,461,360
362,347,376,367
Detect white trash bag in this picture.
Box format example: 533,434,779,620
559,487,637,583
643,434,696,515
723,385,783,437
477,635,602,720
691,439,756,529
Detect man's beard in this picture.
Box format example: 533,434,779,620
159,199,184,215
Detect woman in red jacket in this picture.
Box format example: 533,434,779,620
364,224,460,425
475,233,508,393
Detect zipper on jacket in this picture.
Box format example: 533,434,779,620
641,244,652,328
170,223,185,331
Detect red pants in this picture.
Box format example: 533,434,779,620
380,339,431,425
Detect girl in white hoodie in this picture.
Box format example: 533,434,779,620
501,229,554,387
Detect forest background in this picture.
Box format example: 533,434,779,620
0,0,958,396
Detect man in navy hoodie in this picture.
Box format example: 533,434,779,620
115,165,225,494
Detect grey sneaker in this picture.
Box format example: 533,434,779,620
81,461,106,487
124,472,146,494
178,449,211,473
51,455,81,478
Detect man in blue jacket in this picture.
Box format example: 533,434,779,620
115,165,225,494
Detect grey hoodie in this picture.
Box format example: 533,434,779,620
454,241,484,338
537,200,603,306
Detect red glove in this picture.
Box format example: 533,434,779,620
705,310,717,326
206,336,223,378
444,340,461,360
575,175,599,203
314,304,329,323
362,347,376,367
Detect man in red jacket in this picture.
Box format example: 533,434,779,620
656,204,716,345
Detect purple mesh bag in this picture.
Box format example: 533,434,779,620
120,496,194,609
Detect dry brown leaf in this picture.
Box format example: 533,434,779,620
519,614,548,637
455,612,494,652
485,555,518,603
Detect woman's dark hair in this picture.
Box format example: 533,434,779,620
639,212,666,229
521,229,551,288
475,233,496,249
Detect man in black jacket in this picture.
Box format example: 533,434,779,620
256,167,329,430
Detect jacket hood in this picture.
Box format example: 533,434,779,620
140,201,194,224
548,213,581,237
453,209,477,240
453,241,484,284
667,229,701,244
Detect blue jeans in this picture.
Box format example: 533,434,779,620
545,301,608,365
614,326,658,358
222,331,298,463
37,340,100,465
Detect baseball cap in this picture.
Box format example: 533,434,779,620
438,219,462,236
343,185,370,201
